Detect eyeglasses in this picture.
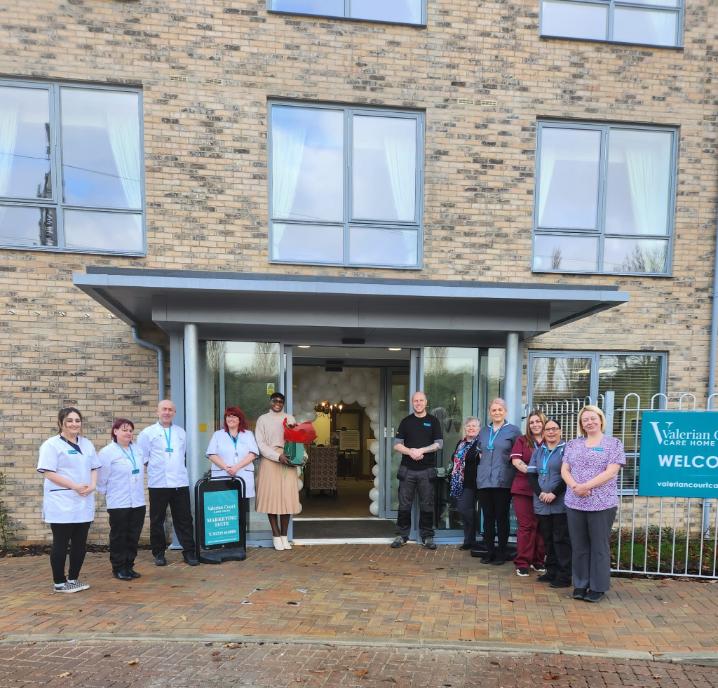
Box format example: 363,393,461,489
544,426,560,432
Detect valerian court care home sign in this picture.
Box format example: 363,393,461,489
639,411,718,497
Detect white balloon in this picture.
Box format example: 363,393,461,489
371,464,379,477
297,479,304,491
369,488,379,501
373,476,379,487
369,501,379,516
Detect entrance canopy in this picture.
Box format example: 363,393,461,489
74,268,628,346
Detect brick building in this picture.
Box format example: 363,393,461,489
1,0,716,544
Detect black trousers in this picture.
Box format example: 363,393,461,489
148,487,196,555
50,522,91,584
108,506,146,572
455,487,478,545
396,466,435,539
538,512,572,583
477,488,512,556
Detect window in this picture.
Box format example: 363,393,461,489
540,0,683,48
529,351,666,488
269,0,425,25
269,103,423,268
0,81,143,254
533,122,677,275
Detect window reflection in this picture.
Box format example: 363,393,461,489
0,86,51,200
61,89,142,210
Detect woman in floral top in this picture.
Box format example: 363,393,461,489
561,405,626,603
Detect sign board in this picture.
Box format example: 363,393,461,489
195,477,247,563
639,411,718,498
204,489,240,546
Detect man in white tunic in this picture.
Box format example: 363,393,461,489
137,400,199,566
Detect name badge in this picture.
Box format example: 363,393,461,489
423,422,431,427
67,449,79,455
592,447,605,452
165,448,173,453
132,469,140,475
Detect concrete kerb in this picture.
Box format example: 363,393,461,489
2,632,714,666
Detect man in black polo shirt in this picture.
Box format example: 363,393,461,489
391,391,443,550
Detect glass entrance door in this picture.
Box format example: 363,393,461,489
383,368,410,518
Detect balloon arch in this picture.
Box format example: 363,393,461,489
293,367,382,516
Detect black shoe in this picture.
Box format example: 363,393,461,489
572,587,587,600
183,553,200,566
480,553,495,564
113,569,133,581
550,579,571,588
584,590,605,603
459,542,474,551
127,568,141,579
490,555,507,566
422,537,437,550
391,536,407,549
537,573,554,583
153,553,167,567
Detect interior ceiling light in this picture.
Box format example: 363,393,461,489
388,347,402,351
297,345,311,349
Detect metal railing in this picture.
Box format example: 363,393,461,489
528,392,718,580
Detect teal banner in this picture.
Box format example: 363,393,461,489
203,490,240,546
639,411,718,497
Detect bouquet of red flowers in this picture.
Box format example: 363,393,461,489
283,419,317,465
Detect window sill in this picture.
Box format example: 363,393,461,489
531,268,673,278
540,34,684,52
268,9,426,28
0,244,146,258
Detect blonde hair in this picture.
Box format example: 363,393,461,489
489,397,507,411
577,405,606,437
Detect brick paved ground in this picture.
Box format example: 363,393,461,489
1,545,717,659
1,640,717,688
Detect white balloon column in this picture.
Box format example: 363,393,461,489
293,367,382,516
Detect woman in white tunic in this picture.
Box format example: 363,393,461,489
97,418,146,581
37,407,100,593
206,406,259,497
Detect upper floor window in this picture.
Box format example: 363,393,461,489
269,0,426,25
0,80,143,254
269,102,423,268
533,121,678,275
540,0,684,48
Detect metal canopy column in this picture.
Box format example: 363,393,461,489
504,332,520,424
183,323,201,508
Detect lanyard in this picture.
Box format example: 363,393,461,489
487,422,506,450
227,431,239,456
540,444,562,474
162,425,173,453
119,444,140,474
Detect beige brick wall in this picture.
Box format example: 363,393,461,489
0,0,716,542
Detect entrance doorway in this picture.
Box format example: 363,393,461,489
198,341,504,544
290,347,410,541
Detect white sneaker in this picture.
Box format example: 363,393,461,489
53,582,81,593
272,536,285,551
280,536,292,550
67,579,90,591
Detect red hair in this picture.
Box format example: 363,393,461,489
111,417,135,442
223,406,248,433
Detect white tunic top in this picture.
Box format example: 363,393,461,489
136,422,189,488
37,435,101,524
206,429,259,498
97,442,146,509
